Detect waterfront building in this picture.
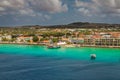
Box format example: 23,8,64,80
16,36,33,43
84,38,120,47
57,41,66,45
2,35,12,40
40,40,50,45
69,38,84,44
0,35,12,42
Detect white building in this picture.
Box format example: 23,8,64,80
6,35,12,40
2,35,12,40
16,36,33,43
57,41,66,45
101,34,111,38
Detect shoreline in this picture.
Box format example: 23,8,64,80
0,42,120,49
0,42,44,46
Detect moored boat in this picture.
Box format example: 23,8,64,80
47,45,61,49
90,54,96,60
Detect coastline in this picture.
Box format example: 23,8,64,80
0,42,44,46
0,42,120,49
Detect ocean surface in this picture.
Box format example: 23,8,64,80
0,44,120,80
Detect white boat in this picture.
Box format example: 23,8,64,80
90,54,96,60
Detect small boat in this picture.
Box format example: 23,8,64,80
47,45,61,49
90,54,96,60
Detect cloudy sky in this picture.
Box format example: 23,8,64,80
0,0,120,26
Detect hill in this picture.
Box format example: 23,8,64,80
0,22,120,29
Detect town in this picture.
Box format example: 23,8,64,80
0,23,120,48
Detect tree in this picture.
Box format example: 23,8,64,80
40,37,48,41
32,36,39,42
11,38,16,42
2,38,9,41
52,38,59,43
53,32,64,37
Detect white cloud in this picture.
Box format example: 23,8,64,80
28,0,68,13
0,0,68,16
0,7,5,11
44,14,51,20
75,0,120,17
78,8,91,17
0,0,30,15
0,0,27,10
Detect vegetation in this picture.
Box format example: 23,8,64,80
2,38,9,42
0,22,120,47
52,38,59,43
32,36,39,42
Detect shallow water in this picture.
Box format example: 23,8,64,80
0,44,120,80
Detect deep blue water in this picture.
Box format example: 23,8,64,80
0,44,120,80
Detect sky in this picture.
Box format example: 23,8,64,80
0,0,120,26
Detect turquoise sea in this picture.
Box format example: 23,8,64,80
0,44,120,80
